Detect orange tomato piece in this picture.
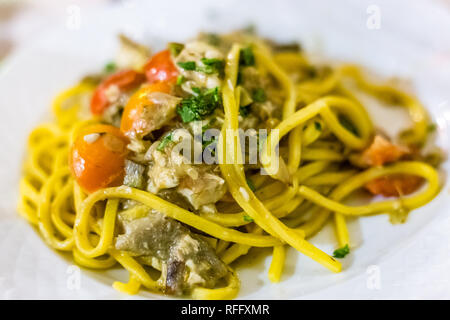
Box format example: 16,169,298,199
143,50,179,84
69,124,129,193
360,135,409,167
359,135,423,197
365,175,423,197
90,70,145,115
120,81,174,137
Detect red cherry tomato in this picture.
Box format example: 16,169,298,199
120,81,173,137
90,70,145,115
69,124,129,193
143,50,179,84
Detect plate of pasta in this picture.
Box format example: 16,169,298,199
1,0,450,299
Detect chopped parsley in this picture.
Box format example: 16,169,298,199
177,61,196,71
252,88,267,103
338,115,359,137
239,47,255,67
168,42,184,57
104,62,117,73
192,87,202,94
239,105,251,117
177,87,222,123
243,215,254,222
314,121,322,131
177,58,225,75
198,58,225,75
202,136,216,148
246,178,256,192
333,244,350,258
157,132,174,151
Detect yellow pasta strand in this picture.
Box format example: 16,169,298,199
219,43,342,273
268,246,286,283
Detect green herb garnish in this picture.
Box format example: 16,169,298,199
246,178,256,192
239,47,255,67
177,59,224,75
252,88,267,103
177,61,196,71
192,87,202,95
198,58,225,75
333,244,350,258
104,62,117,73
202,123,211,132
157,132,174,151
177,87,222,123
202,137,216,148
239,105,251,117
314,121,322,131
243,215,254,222
338,115,359,137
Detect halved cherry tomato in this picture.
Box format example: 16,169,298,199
120,81,173,137
143,50,179,84
69,124,129,193
360,135,408,167
360,135,422,197
90,70,145,115
365,175,423,197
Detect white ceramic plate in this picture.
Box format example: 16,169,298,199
1,0,450,299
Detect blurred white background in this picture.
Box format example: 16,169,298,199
1,0,450,60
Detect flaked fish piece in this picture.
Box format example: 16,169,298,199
115,210,228,295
